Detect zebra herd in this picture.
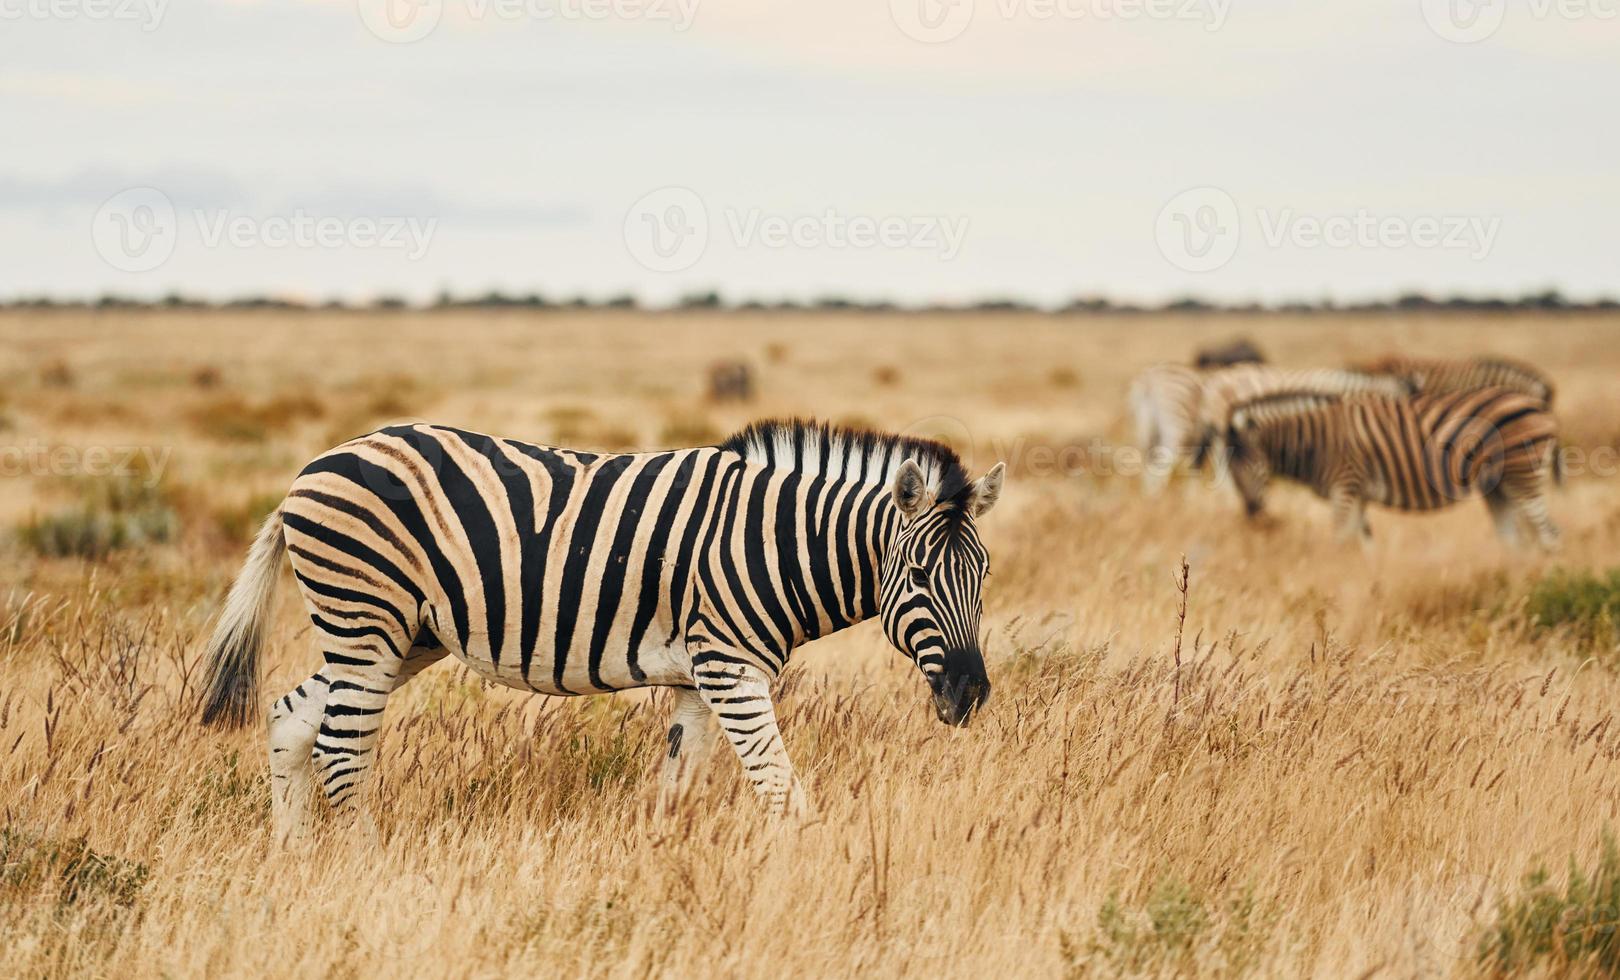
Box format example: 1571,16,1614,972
198,350,1558,837
1129,351,1561,548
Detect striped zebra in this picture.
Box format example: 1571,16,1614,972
1218,387,1559,549
1351,354,1555,405
1128,364,1409,492
199,420,1005,840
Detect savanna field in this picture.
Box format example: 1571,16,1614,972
7,308,1620,978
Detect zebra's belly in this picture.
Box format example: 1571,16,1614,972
437,624,695,696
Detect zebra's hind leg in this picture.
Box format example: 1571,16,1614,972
268,672,329,845
1484,487,1525,550
273,633,443,844
308,636,409,824
692,658,809,819
657,687,719,814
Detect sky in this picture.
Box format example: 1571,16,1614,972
2,0,1617,307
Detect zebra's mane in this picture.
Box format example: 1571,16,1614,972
1475,356,1551,383
717,418,971,499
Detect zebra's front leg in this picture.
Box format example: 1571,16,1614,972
1504,478,1561,553
694,662,809,819
1330,484,1371,547
657,687,719,814
1484,487,1524,549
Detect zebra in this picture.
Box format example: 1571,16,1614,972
1127,363,1409,492
1128,363,1204,493
199,419,1006,841
1351,354,1555,405
1217,387,1560,549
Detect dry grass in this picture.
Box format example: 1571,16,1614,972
4,309,1620,977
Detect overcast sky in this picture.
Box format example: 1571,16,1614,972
2,0,1616,306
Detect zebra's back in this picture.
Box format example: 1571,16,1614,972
1345,388,1556,510
1354,354,1555,405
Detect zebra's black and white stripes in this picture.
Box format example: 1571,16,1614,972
200,420,1005,839
1220,387,1560,549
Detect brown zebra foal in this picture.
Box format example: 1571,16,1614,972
1220,387,1560,550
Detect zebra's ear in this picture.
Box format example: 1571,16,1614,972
967,462,1006,519
892,459,935,521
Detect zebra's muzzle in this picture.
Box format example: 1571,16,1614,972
929,649,991,727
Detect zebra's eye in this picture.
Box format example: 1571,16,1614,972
909,567,929,590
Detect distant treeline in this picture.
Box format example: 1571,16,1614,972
3,289,1616,314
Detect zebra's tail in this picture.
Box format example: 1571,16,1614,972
1553,441,1566,488
200,506,287,729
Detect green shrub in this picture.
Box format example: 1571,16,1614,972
16,474,178,559
1480,832,1620,974
1525,569,1620,650
1072,877,1262,975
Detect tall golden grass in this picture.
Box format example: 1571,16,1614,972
4,309,1620,976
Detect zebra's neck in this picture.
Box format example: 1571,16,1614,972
785,473,899,644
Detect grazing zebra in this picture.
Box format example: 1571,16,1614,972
1351,354,1554,405
1218,387,1559,549
1128,364,1409,492
200,419,1005,840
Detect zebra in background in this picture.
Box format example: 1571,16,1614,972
1128,363,1410,492
1128,363,1205,493
1218,387,1560,549
1351,354,1555,405
200,420,1005,841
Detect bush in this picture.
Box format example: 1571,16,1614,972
1480,832,1620,974
1069,877,1262,975
1525,569,1620,650
16,475,179,560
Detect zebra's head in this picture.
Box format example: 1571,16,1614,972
881,458,1006,727
1223,409,1271,517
